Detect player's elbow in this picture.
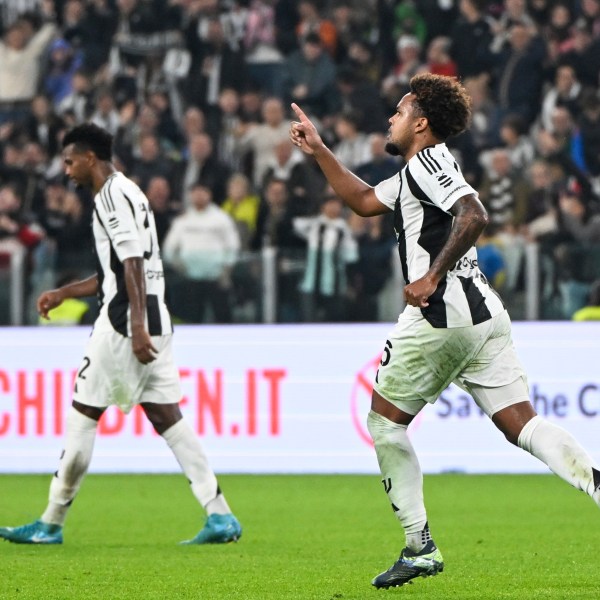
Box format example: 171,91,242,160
476,208,489,230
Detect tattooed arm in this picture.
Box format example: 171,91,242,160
404,194,489,308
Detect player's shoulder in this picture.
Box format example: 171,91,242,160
108,172,141,197
97,173,144,212
411,143,458,176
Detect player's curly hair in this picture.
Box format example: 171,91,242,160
62,123,113,161
409,73,472,141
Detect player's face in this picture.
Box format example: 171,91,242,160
385,93,423,157
62,144,92,188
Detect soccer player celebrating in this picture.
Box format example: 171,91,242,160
290,74,600,589
0,124,241,546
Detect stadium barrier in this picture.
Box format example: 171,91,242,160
0,321,598,474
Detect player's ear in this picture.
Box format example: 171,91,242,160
415,116,428,134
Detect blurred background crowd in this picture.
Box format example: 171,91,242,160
0,0,599,326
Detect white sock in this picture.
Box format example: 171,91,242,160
41,407,98,526
162,419,231,515
518,415,600,504
367,410,428,551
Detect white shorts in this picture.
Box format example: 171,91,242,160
373,310,529,417
72,329,182,414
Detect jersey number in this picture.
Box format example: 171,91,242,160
77,356,91,380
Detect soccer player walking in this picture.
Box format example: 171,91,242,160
0,124,241,546
290,74,599,589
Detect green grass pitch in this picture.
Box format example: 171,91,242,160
0,474,599,599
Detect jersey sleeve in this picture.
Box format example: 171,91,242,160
411,149,477,213
95,179,143,261
373,172,401,211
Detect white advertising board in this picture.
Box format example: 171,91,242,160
0,322,598,474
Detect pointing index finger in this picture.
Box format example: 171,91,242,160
291,103,308,122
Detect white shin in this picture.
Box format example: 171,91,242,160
367,410,428,538
42,407,98,526
162,419,230,514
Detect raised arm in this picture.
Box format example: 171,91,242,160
37,274,98,319
404,194,489,308
289,103,390,217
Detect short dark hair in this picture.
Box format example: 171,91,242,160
62,123,113,161
409,73,472,140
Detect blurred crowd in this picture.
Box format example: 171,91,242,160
0,0,599,325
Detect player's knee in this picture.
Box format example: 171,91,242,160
141,402,182,434
367,410,408,447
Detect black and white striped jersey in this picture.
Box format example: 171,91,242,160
374,143,505,328
92,172,172,337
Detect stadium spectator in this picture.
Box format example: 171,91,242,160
243,0,285,97
293,190,358,322
462,76,499,151
479,147,530,229
490,21,547,127
578,91,600,178
381,34,424,97
295,0,337,57
346,212,394,322
56,68,94,122
498,114,535,171
163,183,240,324
144,176,179,247
290,72,600,591
581,0,600,35
235,96,290,188
59,0,117,72
20,94,65,158
536,105,588,176
17,141,50,219
572,279,600,320
342,38,382,86
0,9,57,125
146,88,184,152
552,183,600,317
261,139,323,217
129,132,174,191
335,67,387,134
392,0,427,46
449,0,493,79
43,37,83,107
39,178,93,276
540,64,584,132
182,16,246,112
282,32,340,120
0,182,44,252
478,147,530,290
332,110,372,171
253,177,305,321
330,4,371,67
522,159,558,237
207,87,243,171
180,105,207,144
475,223,508,290
89,87,121,136
174,131,231,206
489,0,537,53
419,36,457,79
0,123,242,546
221,172,261,249
560,18,600,88
254,177,299,250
